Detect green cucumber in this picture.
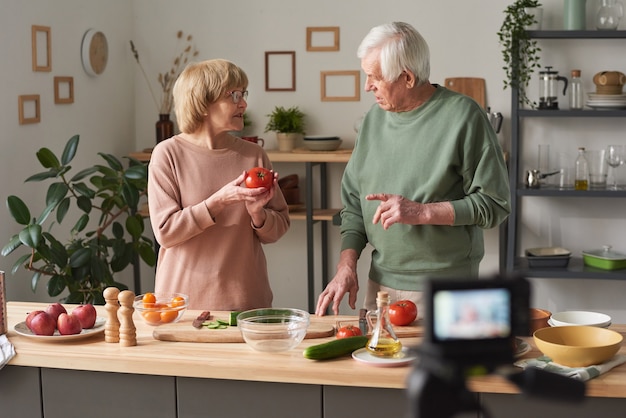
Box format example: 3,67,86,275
303,336,368,360
229,311,241,326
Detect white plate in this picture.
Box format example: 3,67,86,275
14,317,106,341
587,93,626,100
352,347,417,367
548,317,611,328
586,102,626,109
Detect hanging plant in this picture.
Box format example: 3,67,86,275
498,0,542,108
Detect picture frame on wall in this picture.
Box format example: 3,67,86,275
32,25,51,72
320,70,360,102
306,27,340,52
265,51,296,92
18,94,41,124
54,76,74,104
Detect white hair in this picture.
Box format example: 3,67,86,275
357,22,430,85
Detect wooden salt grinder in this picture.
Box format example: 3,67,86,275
117,290,137,347
103,287,120,343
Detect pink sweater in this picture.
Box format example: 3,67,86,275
147,135,290,311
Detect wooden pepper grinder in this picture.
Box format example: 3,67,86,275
103,287,120,343
117,290,137,347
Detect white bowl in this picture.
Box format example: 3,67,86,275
550,311,612,328
303,139,342,151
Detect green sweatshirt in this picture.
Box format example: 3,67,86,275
341,86,510,291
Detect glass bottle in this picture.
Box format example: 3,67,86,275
596,0,623,30
575,147,589,191
569,70,584,110
366,291,402,357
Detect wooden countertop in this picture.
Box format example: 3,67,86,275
5,302,626,397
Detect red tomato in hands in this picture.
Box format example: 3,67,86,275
245,167,273,188
336,325,363,339
389,300,418,326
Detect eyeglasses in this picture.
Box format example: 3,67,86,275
226,90,248,104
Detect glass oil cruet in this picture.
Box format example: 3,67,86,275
366,291,402,357
596,0,623,30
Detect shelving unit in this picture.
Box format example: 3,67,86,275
502,30,626,279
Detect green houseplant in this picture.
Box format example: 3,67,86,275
498,0,542,108
265,106,306,151
1,135,157,304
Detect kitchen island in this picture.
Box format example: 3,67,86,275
2,302,625,418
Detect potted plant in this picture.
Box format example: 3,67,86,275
264,106,306,151
1,135,157,304
498,0,543,108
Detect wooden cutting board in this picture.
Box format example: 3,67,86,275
444,77,486,109
153,321,335,343
334,318,424,338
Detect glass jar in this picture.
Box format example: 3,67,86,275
569,70,584,110
596,0,624,30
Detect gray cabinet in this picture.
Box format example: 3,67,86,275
178,377,321,418
41,369,176,418
482,393,626,418
0,365,42,418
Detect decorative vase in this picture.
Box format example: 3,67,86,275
276,132,301,152
156,114,174,144
596,0,623,30
564,0,587,30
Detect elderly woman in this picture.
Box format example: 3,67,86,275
148,59,290,311
316,22,510,316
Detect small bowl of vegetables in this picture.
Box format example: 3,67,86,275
134,293,188,326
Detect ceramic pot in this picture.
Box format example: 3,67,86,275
276,132,301,152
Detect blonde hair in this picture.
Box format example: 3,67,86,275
173,59,249,133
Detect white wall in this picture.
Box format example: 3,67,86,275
0,0,136,302
2,0,625,321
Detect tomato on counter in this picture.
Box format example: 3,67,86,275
388,300,417,326
336,325,363,339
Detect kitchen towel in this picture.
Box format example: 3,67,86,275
0,334,16,370
515,354,626,381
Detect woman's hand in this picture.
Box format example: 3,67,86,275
205,171,273,220
245,172,279,227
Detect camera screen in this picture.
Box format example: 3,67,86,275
433,288,511,341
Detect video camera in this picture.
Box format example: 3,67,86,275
419,275,530,372
407,275,585,418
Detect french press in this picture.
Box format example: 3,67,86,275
539,66,569,109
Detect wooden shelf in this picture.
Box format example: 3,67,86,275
130,148,353,164
289,208,341,221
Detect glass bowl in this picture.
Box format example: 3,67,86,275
133,293,188,326
237,308,310,352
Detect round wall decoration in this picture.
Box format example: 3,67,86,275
81,29,108,76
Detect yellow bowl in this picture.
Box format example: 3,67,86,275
533,325,623,367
